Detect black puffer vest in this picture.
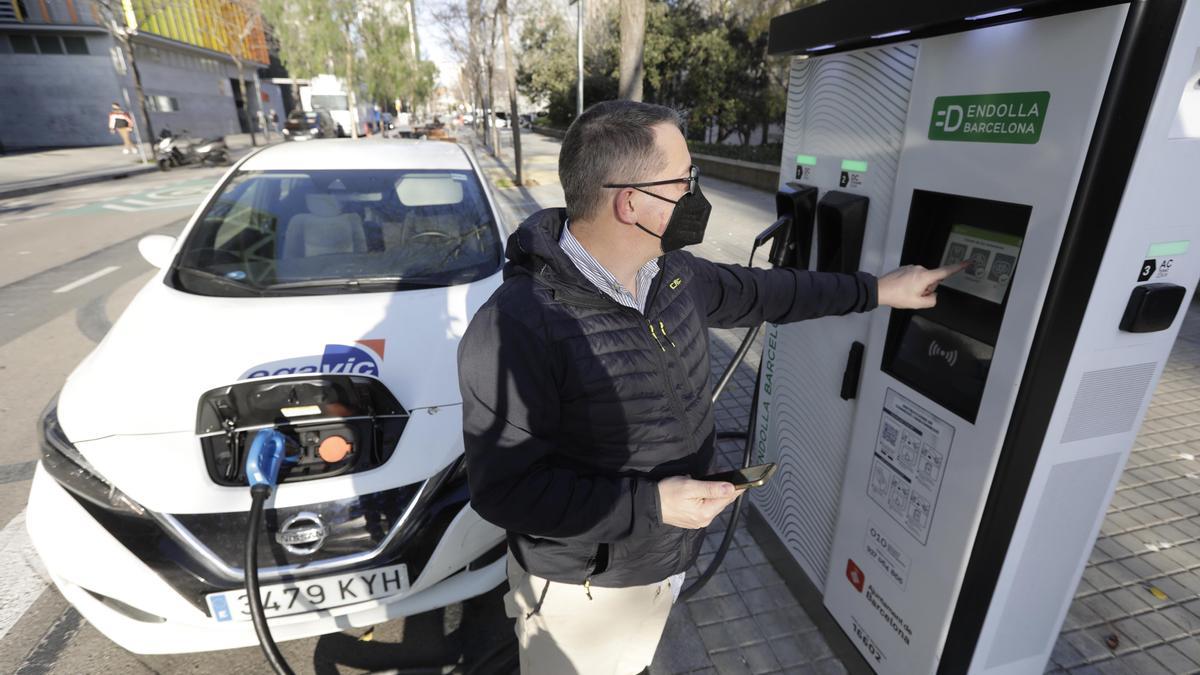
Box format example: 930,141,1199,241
458,208,876,587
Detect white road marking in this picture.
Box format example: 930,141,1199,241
53,266,120,294
0,222,8,228
99,204,141,212
0,511,50,642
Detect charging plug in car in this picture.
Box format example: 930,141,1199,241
244,429,297,675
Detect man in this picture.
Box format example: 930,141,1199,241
457,100,962,675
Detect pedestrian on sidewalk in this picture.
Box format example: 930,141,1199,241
457,99,968,675
108,103,136,155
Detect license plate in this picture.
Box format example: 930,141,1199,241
206,564,409,622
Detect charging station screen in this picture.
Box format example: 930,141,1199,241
882,190,1032,423
939,225,1022,304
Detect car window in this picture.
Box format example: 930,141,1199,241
171,169,503,296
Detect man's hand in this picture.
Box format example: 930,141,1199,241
877,262,969,309
658,476,743,529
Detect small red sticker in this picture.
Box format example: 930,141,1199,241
846,559,865,593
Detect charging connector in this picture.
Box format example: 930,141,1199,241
243,429,296,675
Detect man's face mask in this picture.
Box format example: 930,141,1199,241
604,164,711,253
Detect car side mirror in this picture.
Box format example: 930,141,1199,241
138,234,177,268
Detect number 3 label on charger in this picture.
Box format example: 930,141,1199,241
1139,259,1156,282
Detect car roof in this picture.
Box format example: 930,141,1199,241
240,139,475,171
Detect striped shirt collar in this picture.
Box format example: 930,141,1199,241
559,220,660,314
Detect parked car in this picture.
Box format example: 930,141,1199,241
27,139,510,654
282,109,339,141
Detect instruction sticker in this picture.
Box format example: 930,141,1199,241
939,225,1022,304
868,390,955,546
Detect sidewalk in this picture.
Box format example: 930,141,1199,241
0,132,280,200
469,128,1200,674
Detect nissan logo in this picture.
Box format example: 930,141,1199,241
275,511,328,555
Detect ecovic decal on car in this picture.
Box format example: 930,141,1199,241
241,340,386,379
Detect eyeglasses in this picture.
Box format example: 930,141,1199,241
603,165,699,204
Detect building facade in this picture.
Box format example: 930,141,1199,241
0,0,286,150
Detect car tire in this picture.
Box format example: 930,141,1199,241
157,158,170,171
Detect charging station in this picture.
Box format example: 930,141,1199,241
750,1,1200,673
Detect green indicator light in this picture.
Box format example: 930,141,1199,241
841,159,868,172
795,154,817,166
1147,241,1190,257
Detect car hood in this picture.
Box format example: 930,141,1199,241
58,272,501,442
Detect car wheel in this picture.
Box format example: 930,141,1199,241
157,158,170,171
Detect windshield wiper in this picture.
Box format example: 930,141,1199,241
264,276,446,291
174,267,264,296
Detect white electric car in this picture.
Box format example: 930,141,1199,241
26,139,510,654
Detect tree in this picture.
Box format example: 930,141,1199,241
618,0,644,101
89,0,165,148
209,0,267,146
260,0,361,137
497,0,522,184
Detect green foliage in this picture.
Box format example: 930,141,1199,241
516,0,791,144
687,141,782,164
260,0,437,111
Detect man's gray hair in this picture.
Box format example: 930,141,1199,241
559,100,684,222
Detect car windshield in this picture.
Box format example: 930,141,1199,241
171,169,503,296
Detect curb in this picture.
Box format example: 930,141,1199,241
0,164,159,201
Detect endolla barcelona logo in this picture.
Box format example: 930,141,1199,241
240,340,386,379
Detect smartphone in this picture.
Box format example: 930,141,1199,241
700,462,778,490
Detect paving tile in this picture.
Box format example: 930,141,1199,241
1050,636,1089,669
691,572,738,601
1106,587,1154,616
1158,605,1200,634
1095,537,1134,561
768,630,830,667
1081,594,1127,623
688,593,751,627
709,649,754,675
1105,651,1174,674
739,641,781,674
1095,658,1138,674
1111,617,1163,651
813,658,848,674
1065,602,1105,631
1083,566,1123,594
699,619,754,653
752,604,817,638
653,610,714,673
729,565,767,593
1062,629,1118,663
1171,633,1200,664
1138,610,1189,642
1145,643,1200,674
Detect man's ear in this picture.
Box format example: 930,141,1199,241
612,187,639,225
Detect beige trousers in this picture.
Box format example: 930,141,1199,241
503,553,674,675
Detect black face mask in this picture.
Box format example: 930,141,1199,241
633,184,711,253
604,164,711,253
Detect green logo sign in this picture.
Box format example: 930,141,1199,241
929,91,1050,144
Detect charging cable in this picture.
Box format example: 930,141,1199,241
244,429,297,675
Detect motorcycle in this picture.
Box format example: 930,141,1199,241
155,129,230,170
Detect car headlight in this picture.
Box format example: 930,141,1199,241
40,401,147,517
282,128,290,135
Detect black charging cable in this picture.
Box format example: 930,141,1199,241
677,216,789,604
243,430,296,675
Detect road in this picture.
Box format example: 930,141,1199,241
0,138,779,674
